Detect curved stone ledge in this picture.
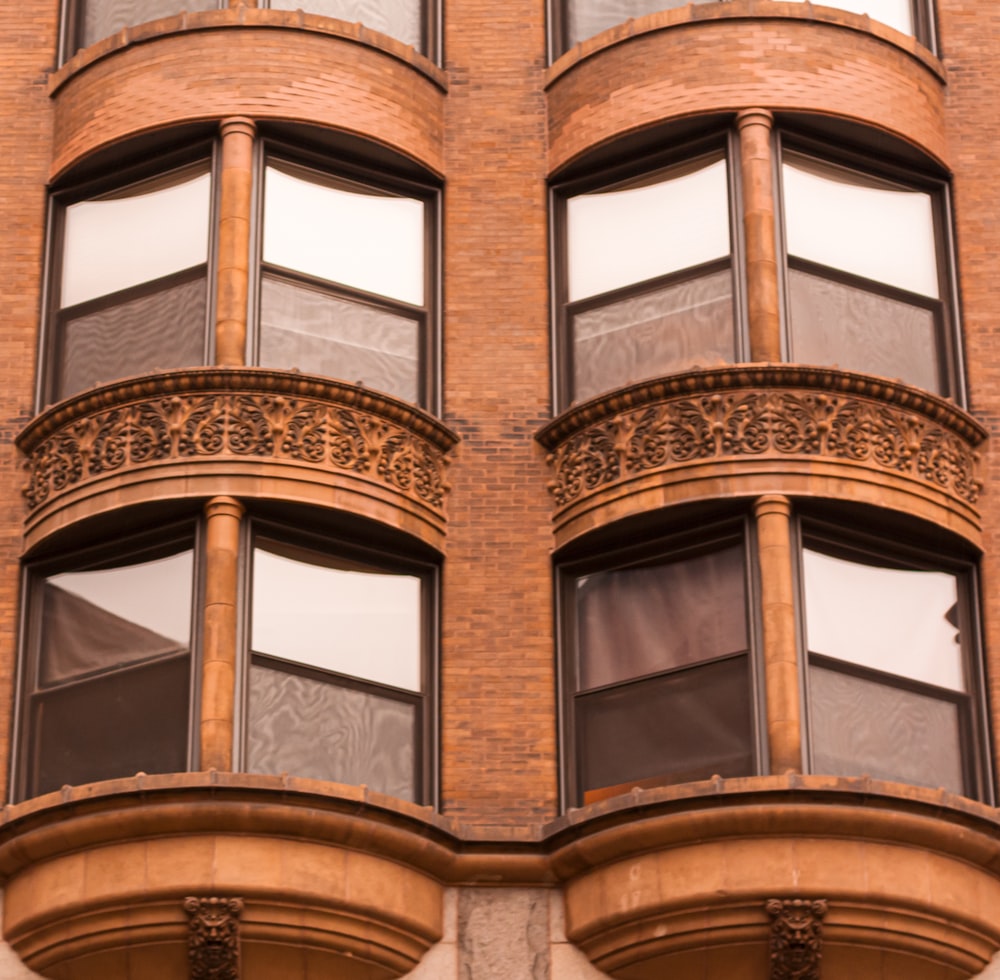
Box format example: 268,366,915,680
537,366,987,548
3,774,1000,979
17,369,459,552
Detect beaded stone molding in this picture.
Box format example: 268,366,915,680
537,366,986,537
18,369,458,543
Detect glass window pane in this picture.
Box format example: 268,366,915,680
263,164,425,306
268,0,421,49
252,545,422,692
568,157,730,302
247,663,416,799
81,0,219,49
62,167,211,307
30,655,190,797
785,0,912,35
40,548,194,686
809,665,963,793
577,544,746,690
787,267,940,393
803,548,964,691
565,0,708,48
259,275,419,403
57,274,207,400
782,157,939,298
572,267,733,401
577,656,753,798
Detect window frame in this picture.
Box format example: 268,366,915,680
250,141,441,413
12,521,203,803
39,143,219,410
237,519,439,806
775,133,964,402
794,518,993,803
551,131,746,411
557,517,765,809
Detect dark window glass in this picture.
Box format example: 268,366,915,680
22,543,194,799
566,536,755,805
246,538,427,801
801,542,978,796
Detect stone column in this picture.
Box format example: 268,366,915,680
200,496,244,771
754,494,802,774
737,109,782,363
214,117,256,367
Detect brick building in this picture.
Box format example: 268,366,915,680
0,0,999,976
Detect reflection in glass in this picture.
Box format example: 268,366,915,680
251,545,422,691
803,548,963,690
568,157,729,302
259,275,419,402
62,168,211,307
787,268,939,392
247,664,416,799
27,545,194,798
80,0,218,50
564,0,709,49
809,666,963,793
263,164,425,306
572,268,733,400
268,0,422,49
576,544,746,690
58,274,207,399
785,0,913,35
782,157,938,298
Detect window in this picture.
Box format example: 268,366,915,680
553,129,959,409
552,0,932,57
17,530,196,800
15,518,436,804
48,159,213,404
780,150,952,395
43,143,439,410
63,0,436,60
800,530,985,798
561,525,759,806
556,142,739,406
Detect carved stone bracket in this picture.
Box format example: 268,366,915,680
18,369,458,517
185,896,243,980
766,898,827,980
538,367,985,510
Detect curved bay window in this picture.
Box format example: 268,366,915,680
561,525,760,806
42,141,439,410
800,530,985,798
15,517,436,804
553,126,961,409
552,0,932,58
63,0,437,61
556,141,740,406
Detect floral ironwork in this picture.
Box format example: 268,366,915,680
184,896,243,980
766,898,827,980
542,377,984,508
21,375,455,514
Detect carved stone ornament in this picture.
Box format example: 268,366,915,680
18,369,457,515
766,898,828,980
184,896,243,980
538,367,985,509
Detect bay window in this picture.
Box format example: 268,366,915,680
43,142,439,410
16,518,436,804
